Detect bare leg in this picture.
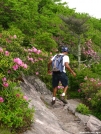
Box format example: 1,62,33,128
53,86,58,97
60,86,68,104
63,86,68,95
51,86,58,105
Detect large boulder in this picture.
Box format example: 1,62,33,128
87,115,101,132
21,76,70,134
20,75,101,134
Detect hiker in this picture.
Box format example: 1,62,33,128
48,46,76,105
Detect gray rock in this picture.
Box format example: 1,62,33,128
19,75,101,134
21,76,70,134
67,99,81,114
24,75,51,95
87,115,101,132
75,112,90,124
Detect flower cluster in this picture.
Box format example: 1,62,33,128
16,94,28,101
79,76,101,111
0,97,4,103
0,47,28,82
13,58,28,70
0,47,10,56
2,77,9,88
57,81,64,89
24,47,41,54
3,34,17,44
24,47,43,65
23,46,45,75
0,32,35,131
82,39,99,61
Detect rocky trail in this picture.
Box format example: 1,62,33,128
41,95,87,134
21,75,101,134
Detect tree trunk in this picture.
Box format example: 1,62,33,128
78,35,81,69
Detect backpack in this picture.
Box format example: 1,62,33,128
52,54,64,72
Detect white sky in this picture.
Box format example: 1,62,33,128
61,0,101,19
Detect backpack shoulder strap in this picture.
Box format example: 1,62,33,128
53,54,59,60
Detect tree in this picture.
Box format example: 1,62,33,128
60,15,89,68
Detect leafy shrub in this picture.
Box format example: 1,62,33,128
0,82,34,132
56,82,64,99
91,62,101,77
93,112,101,121
0,47,28,81
0,128,12,134
35,32,57,51
79,76,101,119
76,103,91,115
0,26,25,58
0,47,34,133
68,64,99,98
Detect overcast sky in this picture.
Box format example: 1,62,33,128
61,0,101,19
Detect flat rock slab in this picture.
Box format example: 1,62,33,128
21,75,99,134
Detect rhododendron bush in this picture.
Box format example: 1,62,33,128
0,47,34,132
0,29,48,133
81,39,100,65
79,76,101,112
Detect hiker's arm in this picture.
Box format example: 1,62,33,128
65,62,76,76
47,60,52,73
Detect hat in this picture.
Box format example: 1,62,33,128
61,46,68,52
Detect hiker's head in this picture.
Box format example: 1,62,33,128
61,46,68,54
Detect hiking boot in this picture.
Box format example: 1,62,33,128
51,99,56,105
60,96,68,104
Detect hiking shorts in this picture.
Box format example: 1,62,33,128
52,72,68,88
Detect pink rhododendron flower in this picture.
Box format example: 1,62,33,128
0,47,3,52
34,59,38,62
13,58,23,65
38,58,43,61
2,77,7,82
36,50,41,54
35,72,39,75
5,51,10,56
20,63,28,68
98,82,101,85
58,86,64,89
90,78,96,82
3,82,9,87
28,49,33,52
13,35,17,39
23,95,28,101
12,64,19,70
8,70,11,74
32,47,37,53
0,97,4,103
28,57,33,62
22,63,28,69
6,38,11,43
78,89,81,92
16,94,20,97
13,58,28,69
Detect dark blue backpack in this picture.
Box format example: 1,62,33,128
52,54,64,72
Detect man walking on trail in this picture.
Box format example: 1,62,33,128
48,46,76,105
